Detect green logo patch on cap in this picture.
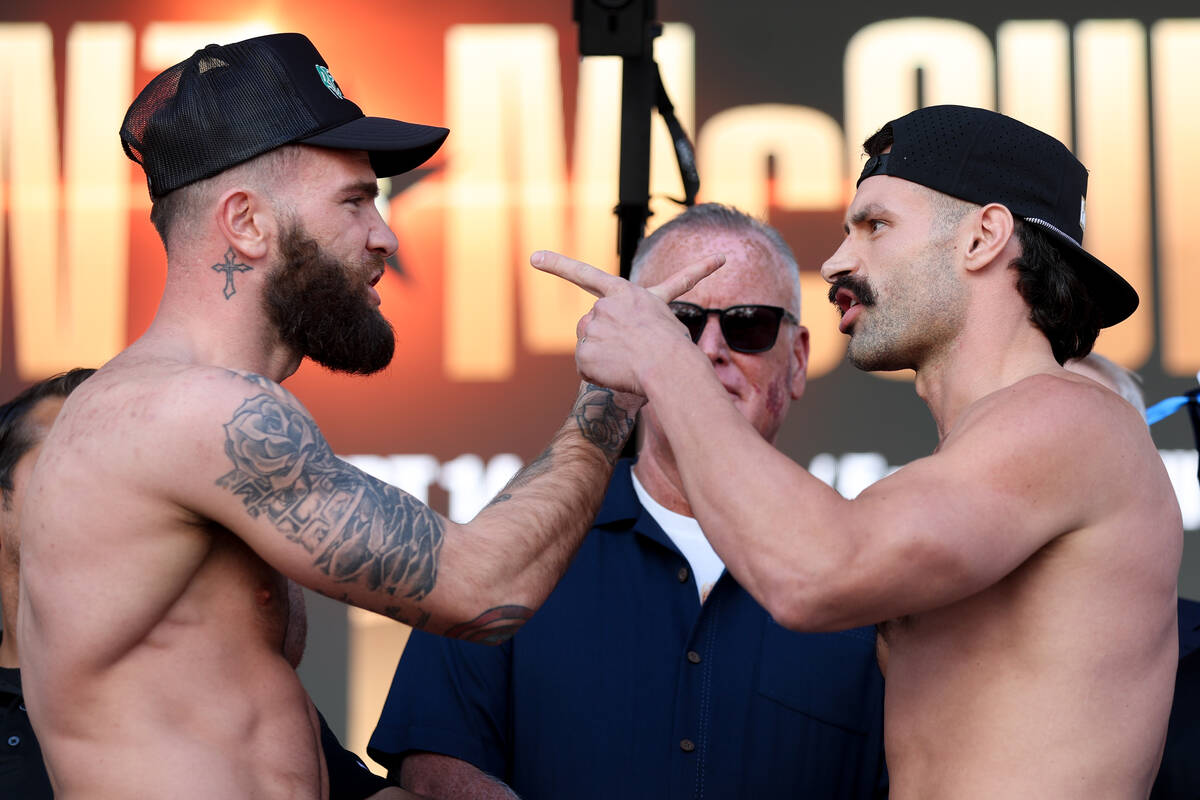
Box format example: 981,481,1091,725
315,64,344,99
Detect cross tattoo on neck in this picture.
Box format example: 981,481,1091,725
212,247,253,300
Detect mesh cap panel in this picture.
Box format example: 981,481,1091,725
120,33,448,198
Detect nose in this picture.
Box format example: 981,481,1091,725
368,200,400,258
695,313,730,364
820,238,857,285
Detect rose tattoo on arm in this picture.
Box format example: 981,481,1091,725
572,384,635,462
216,386,444,604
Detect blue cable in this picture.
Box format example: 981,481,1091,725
1148,395,1193,425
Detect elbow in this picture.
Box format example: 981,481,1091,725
442,603,534,645
756,551,868,632
756,567,846,633
766,588,849,633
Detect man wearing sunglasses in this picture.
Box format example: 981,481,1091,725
535,106,1181,798
368,204,888,800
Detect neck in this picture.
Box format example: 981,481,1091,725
134,263,302,382
913,309,1060,440
632,439,694,518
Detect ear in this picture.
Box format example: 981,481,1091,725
963,202,1016,273
214,187,275,261
790,324,811,399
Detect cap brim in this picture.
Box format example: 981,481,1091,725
301,116,448,177
1034,225,1139,328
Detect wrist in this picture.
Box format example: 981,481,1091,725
638,334,707,407
571,383,639,463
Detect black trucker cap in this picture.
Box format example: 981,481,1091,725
857,105,1137,328
120,33,449,198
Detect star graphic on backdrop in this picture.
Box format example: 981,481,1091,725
382,164,443,278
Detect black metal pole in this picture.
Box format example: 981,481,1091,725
615,24,660,280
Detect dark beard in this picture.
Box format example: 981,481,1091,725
263,222,395,375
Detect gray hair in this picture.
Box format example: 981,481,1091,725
629,203,801,312
1067,352,1146,417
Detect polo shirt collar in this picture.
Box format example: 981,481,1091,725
593,459,681,556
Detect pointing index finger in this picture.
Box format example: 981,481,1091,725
645,253,726,301
531,251,625,298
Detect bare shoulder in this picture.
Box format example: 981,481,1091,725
82,363,307,440
49,362,318,505
949,370,1152,461
942,369,1173,527
58,361,298,423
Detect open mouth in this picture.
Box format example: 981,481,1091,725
834,287,859,317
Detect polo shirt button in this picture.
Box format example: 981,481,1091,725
680,738,696,752
7,735,19,747
686,650,701,664
677,566,689,583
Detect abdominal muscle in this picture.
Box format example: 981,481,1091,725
35,530,329,800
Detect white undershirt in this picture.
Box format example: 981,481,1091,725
631,471,726,603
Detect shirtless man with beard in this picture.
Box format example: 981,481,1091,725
537,106,1181,798
16,34,720,800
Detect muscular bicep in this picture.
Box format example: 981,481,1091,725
170,372,454,628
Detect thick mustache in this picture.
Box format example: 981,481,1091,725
827,275,877,308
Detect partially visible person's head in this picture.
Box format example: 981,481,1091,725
1065,353,1146,417
0,369,95,508
632,203,809,446
0,369,95,642
853,105,1137,365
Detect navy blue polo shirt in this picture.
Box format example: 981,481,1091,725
0,663,52,800
369,461,887,799
1150,598,1200,799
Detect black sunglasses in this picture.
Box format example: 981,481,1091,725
669,302,798,354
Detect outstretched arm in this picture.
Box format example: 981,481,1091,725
533,251,1144,631
162,253,723,641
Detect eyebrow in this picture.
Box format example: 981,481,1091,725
339,180,380,199
844,202,888,233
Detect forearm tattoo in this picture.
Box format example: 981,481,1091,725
572,384,634,462
217,377,444,601
478,442,552,511
485,386,627,507
445,605,534,644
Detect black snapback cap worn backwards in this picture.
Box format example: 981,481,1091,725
857,105,1137,328
120,32,449,198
